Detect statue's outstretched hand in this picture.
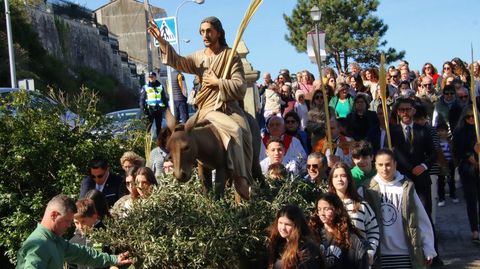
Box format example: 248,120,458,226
147,20,166,46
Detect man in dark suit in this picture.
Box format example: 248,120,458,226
80,157,124,209
391,98,436,218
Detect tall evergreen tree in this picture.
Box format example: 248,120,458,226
284,0,405,74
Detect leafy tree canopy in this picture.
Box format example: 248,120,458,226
284,0,405,74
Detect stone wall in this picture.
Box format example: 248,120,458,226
27,7,139,90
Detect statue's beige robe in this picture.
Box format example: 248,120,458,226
160,43,253,182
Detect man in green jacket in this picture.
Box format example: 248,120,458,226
16,194,132,269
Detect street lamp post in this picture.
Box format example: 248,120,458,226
4,0,17,88
166,0,204,117
174,0,205,54
310,5,322,79
144,0,153,72
310,5,332,152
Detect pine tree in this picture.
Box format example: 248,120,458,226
284,0,405,74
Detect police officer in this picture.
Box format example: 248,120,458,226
140,71,168,136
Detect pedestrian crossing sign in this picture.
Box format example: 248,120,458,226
153,16,177,47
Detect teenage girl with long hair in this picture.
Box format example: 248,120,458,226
309,193,368,269
268,204,324,269
327,162,379,265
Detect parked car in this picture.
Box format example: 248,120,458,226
106,108,141,122
104,108,167,139
0,87,20,99
0,87,19,94
0,88,81,128
104,108,145,138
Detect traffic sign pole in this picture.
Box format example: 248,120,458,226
167,66,175,117
153,17,178,116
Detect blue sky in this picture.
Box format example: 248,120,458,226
85,0,480,85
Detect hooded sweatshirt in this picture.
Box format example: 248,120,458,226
372,171,436,258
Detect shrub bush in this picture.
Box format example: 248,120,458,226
92,177,318,269
0,88,144,265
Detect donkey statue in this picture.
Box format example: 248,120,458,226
166,109,264,200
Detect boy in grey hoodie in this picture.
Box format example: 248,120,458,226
365,149,436,269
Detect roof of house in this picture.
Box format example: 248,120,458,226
93,0,166,14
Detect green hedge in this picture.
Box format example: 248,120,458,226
92,177,318,269
0,89,144,265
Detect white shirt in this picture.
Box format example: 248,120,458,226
400,122,413,143
259,135,307,172
95,171,109,192
373,172,436,258
294,102,309,131
324,135,353,167
95,184,105,192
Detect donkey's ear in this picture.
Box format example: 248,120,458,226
194,119,210,128
165,108,176,133
184,112,197,132
174,124,185,132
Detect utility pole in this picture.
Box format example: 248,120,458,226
144,0,153,72
5,0,17,88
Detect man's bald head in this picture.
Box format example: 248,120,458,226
267,115,285,138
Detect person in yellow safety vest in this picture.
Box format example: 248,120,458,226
139,71,168,136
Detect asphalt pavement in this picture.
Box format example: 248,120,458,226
435,183,480,268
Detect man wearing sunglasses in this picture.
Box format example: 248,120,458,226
79,157,124,209
304,152,327,191
416,75,442,120
387,68,401,97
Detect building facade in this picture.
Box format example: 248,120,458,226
94,0,167,74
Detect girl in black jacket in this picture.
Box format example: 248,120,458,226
268,204,324,269
309,193,368,269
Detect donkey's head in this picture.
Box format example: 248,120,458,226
166,109,198,182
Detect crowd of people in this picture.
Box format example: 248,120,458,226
145,19,478,268
257,58,480,268
16,11,480,268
